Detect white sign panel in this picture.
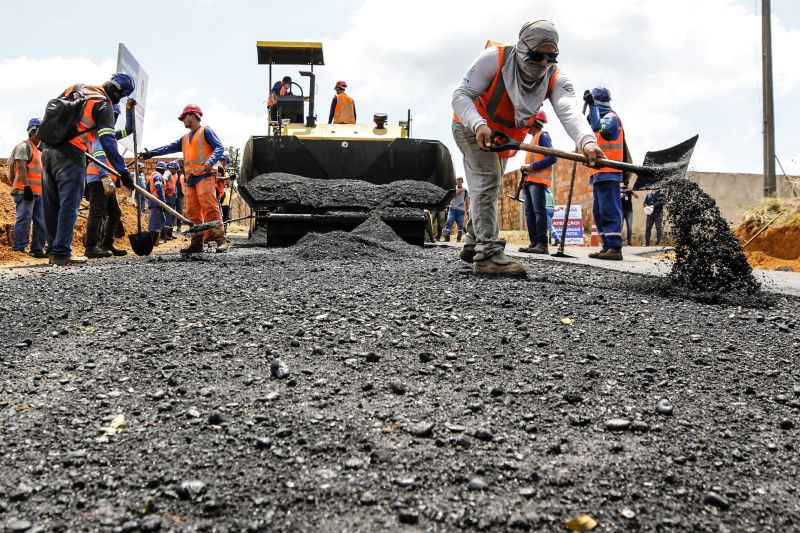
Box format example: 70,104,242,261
116,44,149,151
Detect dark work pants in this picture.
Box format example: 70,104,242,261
623,210,634,246
645,213,664,245
85,181,121,247
175,196,185,229
522,182,547,246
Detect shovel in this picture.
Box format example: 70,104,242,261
127,108,153,256
85,153,224,237
489,131,699,191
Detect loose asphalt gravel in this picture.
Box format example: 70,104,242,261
1,241,799,532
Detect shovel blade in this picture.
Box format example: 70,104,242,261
632,135,699,191
129,232,154,256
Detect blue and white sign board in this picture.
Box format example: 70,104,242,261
552,204,584,244
116,44,149,151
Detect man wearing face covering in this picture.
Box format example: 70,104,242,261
452,21,602,276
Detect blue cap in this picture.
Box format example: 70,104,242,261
591,86,611,104
110,72,136,97
155,161,167,171
27,118,42,131
167,161,180,169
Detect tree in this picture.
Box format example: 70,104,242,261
226,146,241,179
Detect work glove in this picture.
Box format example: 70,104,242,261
126,98,137,110
583,90,595,106
102,177,116,196
22,185,34,201
140,149,153,160
119,170,135,190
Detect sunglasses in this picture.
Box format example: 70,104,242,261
527,50,559,63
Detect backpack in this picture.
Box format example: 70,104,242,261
37,86,97,146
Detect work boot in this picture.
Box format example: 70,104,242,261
102,243,127,257
167,227,176,240
49,255,88,266
588,248,608,259
473,252,527,277
456,231,463,242
215,239,230,253
597,248,623,261
150,231,161,247
28,250,47,259
443,233,451,242
518,244,534,253
529,243,549,254
160,229,169,243
459,243,476,263
180,236,204,255
85,245,113,259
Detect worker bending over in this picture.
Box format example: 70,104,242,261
329,81,356,124
452,21,601,276
142,104,227,253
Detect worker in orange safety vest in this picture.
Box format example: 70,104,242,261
329,81,356,124
518,109,556,255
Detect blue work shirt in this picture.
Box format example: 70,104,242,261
88,108,134,183
588,104,623,185
147,126,224,186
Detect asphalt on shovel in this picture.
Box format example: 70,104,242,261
127,109,153,256
85,153,225,239
489,131,699,191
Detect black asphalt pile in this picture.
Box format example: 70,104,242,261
242,173,448,210
1,247,798,531
290,214,416,261
647,178,766,306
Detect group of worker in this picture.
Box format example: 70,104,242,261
8,72,231,265
268,76,357,125
452,20,637,276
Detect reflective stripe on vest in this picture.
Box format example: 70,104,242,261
333,92,356,124
65,85,110,154
86,139,106,177
13,140,43,194
181,126,213,177
453,47,560,159
523,130,553,185
590,111,624,176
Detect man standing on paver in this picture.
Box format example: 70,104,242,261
644,189,665,246
585,86,625,260
329,81,356,125
452,20,601,276
8,118,47,258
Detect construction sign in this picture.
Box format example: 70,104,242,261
116,43,149,152
552,205,584,244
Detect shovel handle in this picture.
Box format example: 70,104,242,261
85,152,194,226
489,130,645,174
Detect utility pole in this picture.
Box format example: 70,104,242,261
762,0,776,196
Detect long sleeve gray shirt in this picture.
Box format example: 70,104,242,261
452,47,595,150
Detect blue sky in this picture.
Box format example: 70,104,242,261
2,0,799,181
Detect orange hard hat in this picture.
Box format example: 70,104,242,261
178,104,203,120
534,109,547,123
335,80,347,90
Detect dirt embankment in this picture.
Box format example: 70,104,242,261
735,199,800,272
0,165,149,265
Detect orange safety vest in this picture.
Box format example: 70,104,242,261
589,112,624,176
164,171,177,196
181,126,214,177
454,46,560,159
85,139,116,182
333,92,356,124
65,84,111,154
146,171,163,196
523,131,554,186
12,140,43,195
